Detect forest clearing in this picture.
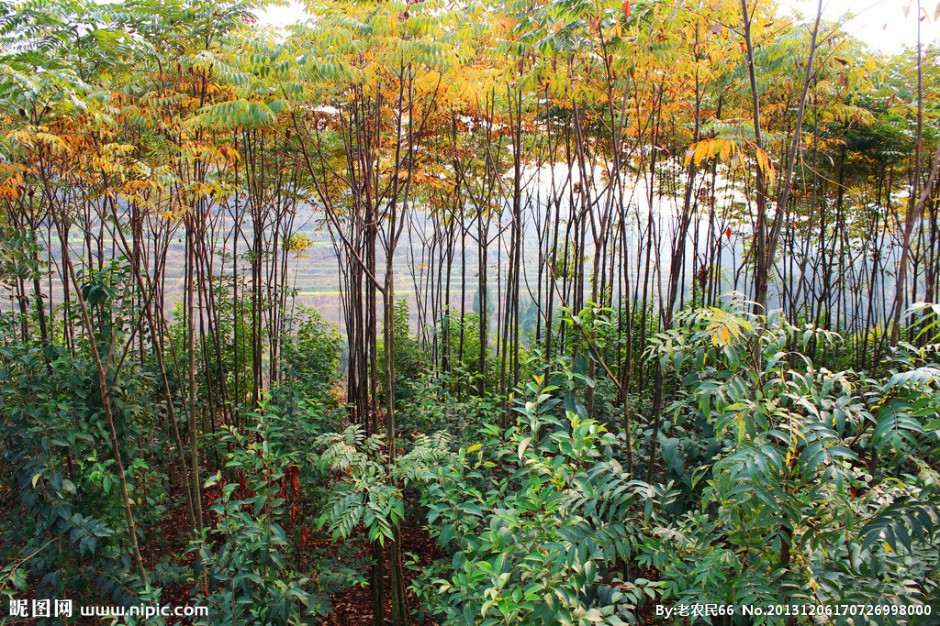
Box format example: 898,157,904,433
1,0,940,624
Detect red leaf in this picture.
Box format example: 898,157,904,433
623,1,631,19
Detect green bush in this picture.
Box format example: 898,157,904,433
280,306,342,397
377,298,426,403
410,354,673,625
193,404,327,625
0,329,159,605
637,298,940,624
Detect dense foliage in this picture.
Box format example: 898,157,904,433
1,0,940,624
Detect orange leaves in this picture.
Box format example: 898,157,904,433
118,178,160,197
217,144,242,164
684,137,739,166
7,127,73,155
414,70,443,97
0,166,27,200
754,147,775,185
685,138,776,185
179,142,240,168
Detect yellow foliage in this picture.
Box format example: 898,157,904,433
705,308,753,347
755,147,776,186
7,127,73,155
684,138,739,166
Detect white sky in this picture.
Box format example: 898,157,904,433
779,0,940,53
258,0,940,55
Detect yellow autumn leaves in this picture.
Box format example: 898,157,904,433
705,307,754,347
685,136,776,184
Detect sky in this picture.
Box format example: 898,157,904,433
779,0,940,53
258,0,940,55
